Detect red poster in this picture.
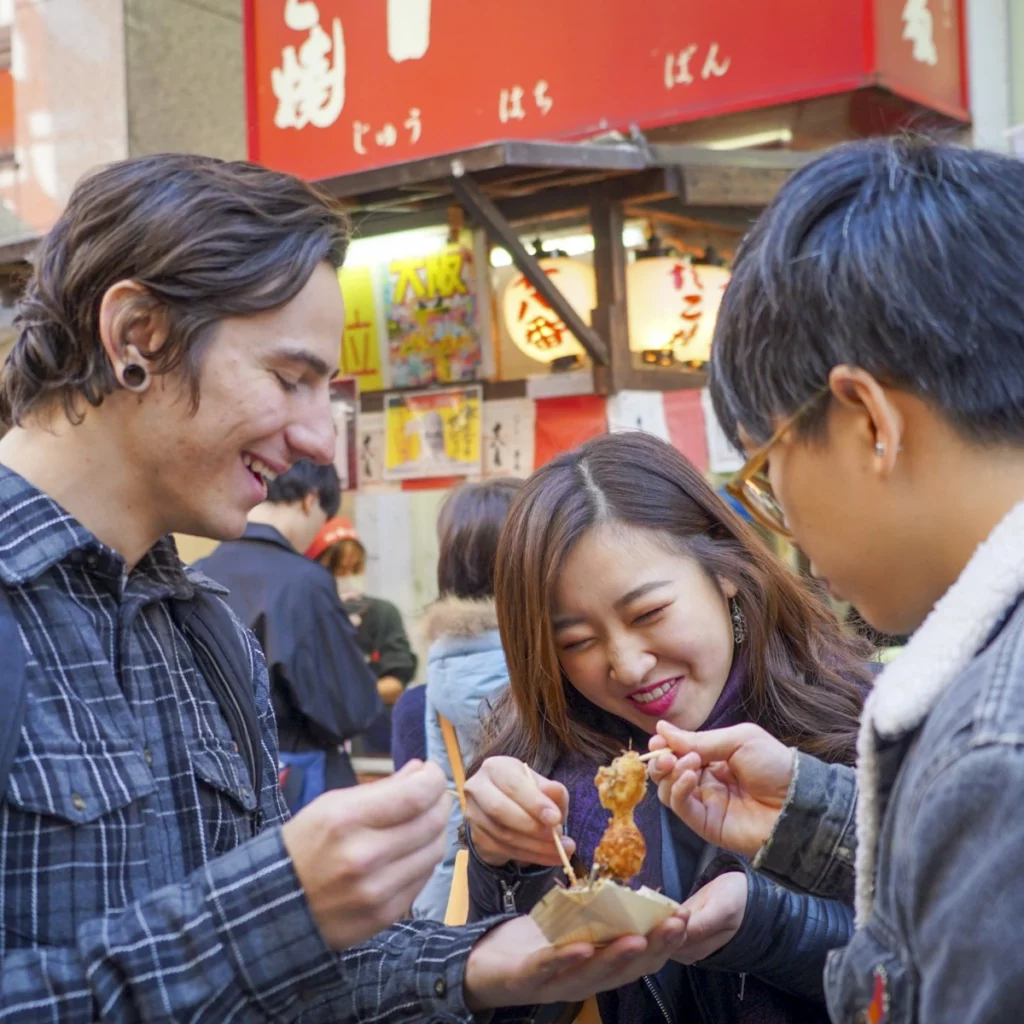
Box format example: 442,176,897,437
533,394,608,469
663,389,709,474
245,0,966,181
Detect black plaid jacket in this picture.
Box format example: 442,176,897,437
0,465,492,1021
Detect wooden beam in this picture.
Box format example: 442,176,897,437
680,165,793,207
590,198,629,392
449,172,610,366
322,139,646,202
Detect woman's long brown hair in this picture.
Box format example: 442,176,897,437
475,432,869,775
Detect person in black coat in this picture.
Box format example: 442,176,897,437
307,517,418,759
197,461,381,796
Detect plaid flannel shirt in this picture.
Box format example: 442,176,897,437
0,465,495,1022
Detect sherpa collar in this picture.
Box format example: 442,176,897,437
855,499,1024,922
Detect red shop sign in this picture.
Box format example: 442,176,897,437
245,0,967,182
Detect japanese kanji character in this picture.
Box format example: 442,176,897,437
489,423,506,468
353,120,370,154
902,0,938,65
405,107,423,143
499,86,526,124
701,42,731,80
534,80,553,116
271,1,346,130
524,316,568,352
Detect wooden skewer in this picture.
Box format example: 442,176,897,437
520,762,577,886
636,750,661,763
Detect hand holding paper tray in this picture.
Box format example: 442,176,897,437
530,879,682,947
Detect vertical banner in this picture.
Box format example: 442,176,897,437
607,390,670,442
357,410,388,489
533,394,608,468
482,398,536,478
386,242,482,388
384,385,483,480
663,389,709,473
329,378,359,489
338,266,385,391
354,491,417,628
701,389,744,473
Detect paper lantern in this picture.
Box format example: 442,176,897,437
501,258,596,364
626,259,730,366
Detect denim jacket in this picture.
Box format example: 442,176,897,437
756,500,1024,1023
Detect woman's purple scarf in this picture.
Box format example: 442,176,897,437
554,654,749,890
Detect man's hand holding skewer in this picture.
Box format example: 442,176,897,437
647,722,797,859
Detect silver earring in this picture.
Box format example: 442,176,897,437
730,597,747,646
874,442,886,457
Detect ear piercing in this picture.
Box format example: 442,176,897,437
121,363,149,391
875,442,904,457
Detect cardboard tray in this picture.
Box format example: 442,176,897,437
530,878,681,947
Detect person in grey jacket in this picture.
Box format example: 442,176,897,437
651,136,1024,1023
414,477,522,919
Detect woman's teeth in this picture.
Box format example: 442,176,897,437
630,681,675,704
242,454,278,482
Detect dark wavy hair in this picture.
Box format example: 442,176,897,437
1,152,349,426
475,432,869,774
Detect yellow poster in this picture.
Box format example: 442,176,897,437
384,385,482,480
338,266,384,392
385,241,482,388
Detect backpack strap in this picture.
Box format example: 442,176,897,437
172,593,264,811
0,586,263,813
0,586,27,800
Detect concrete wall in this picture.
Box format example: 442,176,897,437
8,0,129,232
124,0,246,161
965,0,1013,151
1011,0,1024,127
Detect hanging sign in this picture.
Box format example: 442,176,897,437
385,243,482,389
338,265,385,391
246,0,967,181
329,377,359,489
384,385,483,480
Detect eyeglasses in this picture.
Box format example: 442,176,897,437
724,388,830,539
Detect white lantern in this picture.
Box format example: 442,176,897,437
626,259,730,366
501,257,596,364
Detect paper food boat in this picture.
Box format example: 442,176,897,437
530,878,681,947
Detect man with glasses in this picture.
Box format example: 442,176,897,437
649,136,1024,1022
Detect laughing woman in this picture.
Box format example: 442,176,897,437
463,431,870,1024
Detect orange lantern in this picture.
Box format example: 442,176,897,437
501,257,596,364
626,259,730,367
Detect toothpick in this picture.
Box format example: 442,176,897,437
519,762,577,887
636,750,661,763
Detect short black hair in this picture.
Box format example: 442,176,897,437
710,135,1024,449
266,460,341,518
437,478,523,600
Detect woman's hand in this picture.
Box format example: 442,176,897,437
648,722,796,858
671,872,748,964
464,756,576,868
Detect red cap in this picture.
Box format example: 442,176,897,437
306,517,362,561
